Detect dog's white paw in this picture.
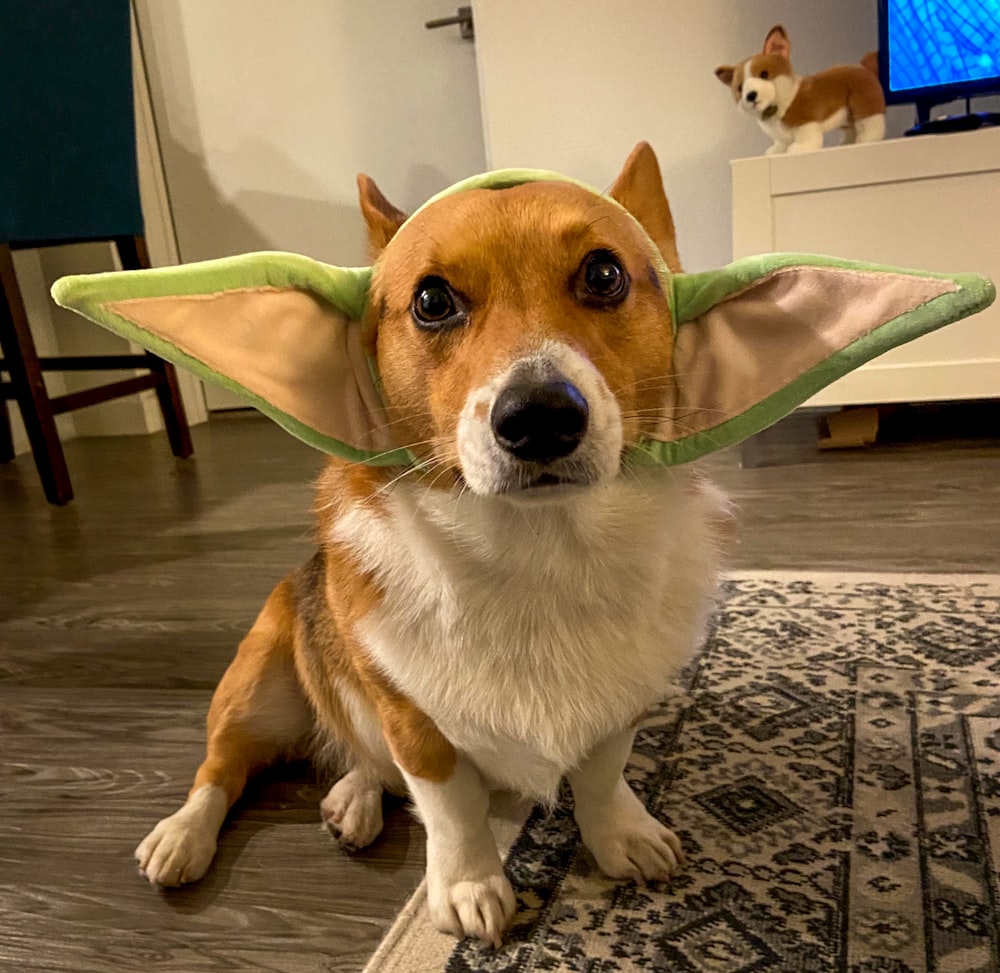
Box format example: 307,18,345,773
320,768,384,851
427,872,516,948
577,788,684,883
585,813,684,882
135,810,218,887
135,784,227,887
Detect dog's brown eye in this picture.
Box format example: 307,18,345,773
760,70,769,79
412,276,465,330
580,250,629,304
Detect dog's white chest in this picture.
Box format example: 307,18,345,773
758,112,792,144
333,472,725,798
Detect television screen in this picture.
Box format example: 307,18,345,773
886,0,1000,93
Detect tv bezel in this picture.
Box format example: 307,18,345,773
877,0,1000,112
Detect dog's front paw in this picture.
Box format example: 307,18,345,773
577,787,684,883
135,810,218,887
427,872,516,948
585,812,684,883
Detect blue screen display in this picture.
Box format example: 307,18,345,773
888,0,1000,92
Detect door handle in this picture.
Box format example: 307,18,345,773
425,5,473,41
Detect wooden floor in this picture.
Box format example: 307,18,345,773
2,410,998,972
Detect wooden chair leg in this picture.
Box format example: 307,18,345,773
115,234,194,459
0,395,15,462
147,357,193,458
114,233,151,271
0,244,73,504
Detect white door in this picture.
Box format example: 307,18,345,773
135,0,486,411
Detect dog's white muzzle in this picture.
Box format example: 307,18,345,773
456,340,624,498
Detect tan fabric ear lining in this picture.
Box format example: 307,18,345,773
104,287,397,454
657,268,958,443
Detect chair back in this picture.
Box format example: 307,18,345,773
0,0,143,245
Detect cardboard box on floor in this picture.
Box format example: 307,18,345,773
818,407,880,450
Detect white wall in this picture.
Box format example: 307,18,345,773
473,1,921,273
136,0,486,268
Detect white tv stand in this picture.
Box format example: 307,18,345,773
731,127,1000,406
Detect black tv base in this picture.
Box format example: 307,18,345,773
906,111,1000,136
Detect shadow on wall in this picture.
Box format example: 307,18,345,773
154,132,457,266
157,138,364,264
157,134,455,266
399,163,454,220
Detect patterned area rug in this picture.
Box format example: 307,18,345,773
365,572,1000,973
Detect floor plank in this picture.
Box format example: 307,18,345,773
1,409,998,972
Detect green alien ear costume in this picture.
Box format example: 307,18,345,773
51,168,994,468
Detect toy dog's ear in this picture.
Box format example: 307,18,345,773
357,174,409,255
715,65,736,86
51,254,413,465
763,25,790,58
609,141,682,273
629,255,994,466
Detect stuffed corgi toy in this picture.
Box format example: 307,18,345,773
50,144,991,947
716,25,886,154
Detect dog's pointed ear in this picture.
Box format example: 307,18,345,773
609,142,682,273
627,256,994,466
50,254,414,465
715,65,736,86
763,25,790,58
357,174,409,255
861,51,880,78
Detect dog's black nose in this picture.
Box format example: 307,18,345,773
745,89,757,103
491,381,589,463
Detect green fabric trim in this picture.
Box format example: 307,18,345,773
400,167,676,313
630,269,995,467
51,251,373,320
51,253,413,466
406,167,600,220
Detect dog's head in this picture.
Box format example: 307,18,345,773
716,25,796,121
360,143,680,498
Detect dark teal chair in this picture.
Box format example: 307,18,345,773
0,0,192,504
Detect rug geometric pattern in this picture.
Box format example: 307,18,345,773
436,573,1000,973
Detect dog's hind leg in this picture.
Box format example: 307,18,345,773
854,113,885,143
320,765,387,851
318,693,406,851
136,579,312,886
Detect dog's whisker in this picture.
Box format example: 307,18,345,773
358,437,443,467
367,462,435,501
361,412,442,446
611,374,679,395
621,405,728,421
425,464,459,493
366,411,436,437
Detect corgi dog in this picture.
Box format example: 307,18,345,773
50,140,990,952
133,142,731,946
716,24,886,154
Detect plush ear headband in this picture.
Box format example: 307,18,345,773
51,168,994,467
